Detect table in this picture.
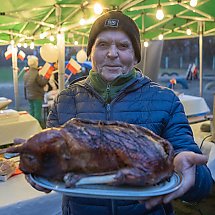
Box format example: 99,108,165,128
190,121,215,181
0,174,61,215
179,94,210,117
0,111,42,146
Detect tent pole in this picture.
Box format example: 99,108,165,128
143,45,147,74
12,45,19,110
199,21,203,97
57,32,65,92
56,5,65,92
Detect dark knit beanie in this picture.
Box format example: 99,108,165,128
87,11,141,63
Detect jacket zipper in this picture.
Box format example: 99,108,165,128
106,84,111,120
84,80,141,120
106,84,111,101
106,103,111,120
85,83,111,120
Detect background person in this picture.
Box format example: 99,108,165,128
45,62,59,92
44,62,59,105
26,11,213,215
23,55,49,124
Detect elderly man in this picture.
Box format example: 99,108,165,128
27,10,213,215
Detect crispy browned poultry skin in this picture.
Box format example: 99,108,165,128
1,118,174,187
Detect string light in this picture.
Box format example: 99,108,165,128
156,1,164,20
186,28,192,35
49,35,55,42
74,41,78,46
23,42,28,48
30,41,34,49
190,0,198,7
158,33,164,40
40,32,48,39
79,18,86,25
144,41,149,47
17,43,22,48
40,33,45,39
94,3,103,15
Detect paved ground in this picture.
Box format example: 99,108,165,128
173,184,215,215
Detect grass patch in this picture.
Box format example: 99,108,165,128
0,66,25,84
0,66,13,83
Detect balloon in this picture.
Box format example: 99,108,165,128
40,43,58,63
76,49,87,63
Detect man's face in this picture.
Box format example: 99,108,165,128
91,30,137,82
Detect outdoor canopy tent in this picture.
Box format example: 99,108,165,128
0,0,215,44
0,0,215,109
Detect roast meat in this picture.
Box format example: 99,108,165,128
0,118,174,187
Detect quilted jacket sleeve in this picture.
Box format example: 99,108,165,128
162,95,200,154
46,87,77,128
163,94,213,202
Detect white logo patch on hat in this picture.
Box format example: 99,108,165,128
105,19,119,27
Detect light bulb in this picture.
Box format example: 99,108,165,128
156,5,164,20
190,0,198,7
30,42,34,49
158,34,164,40
40,32,48,39
17,43,22,48
144,41,149,47
23,43,28,48
50,35,55,42
79,18,86,25
74,41,78,45
40,33,45,39
186,28,192,35
94,3,103,15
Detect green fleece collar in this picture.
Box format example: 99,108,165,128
88,69,137,103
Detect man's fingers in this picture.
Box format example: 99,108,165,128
175,152,208,166
143,153,208,208
190,153,208,165
163,168,196,203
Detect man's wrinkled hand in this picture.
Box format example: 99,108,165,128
139,151,208,210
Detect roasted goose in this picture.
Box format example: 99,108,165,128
0,118,174,187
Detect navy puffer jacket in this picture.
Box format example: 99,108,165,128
47,72,213,215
